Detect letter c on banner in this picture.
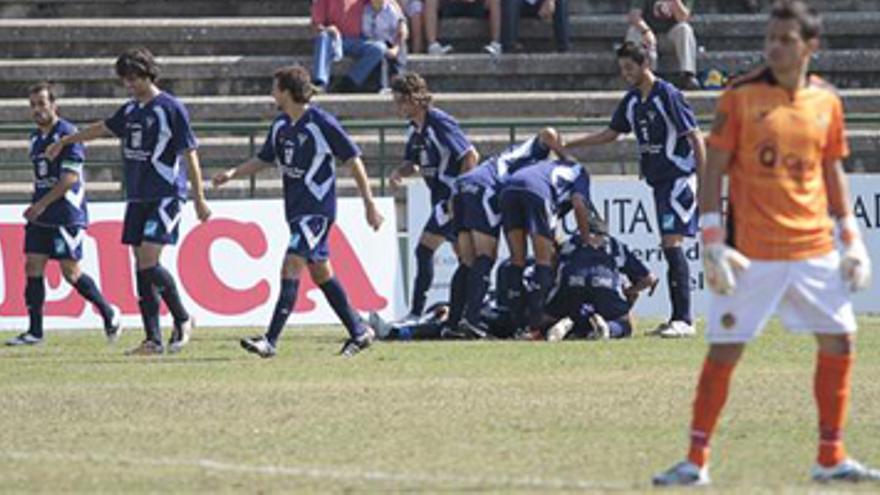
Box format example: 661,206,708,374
179,219,270,315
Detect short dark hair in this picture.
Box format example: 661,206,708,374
273,65,317,104
770,0,822,40
115,48,160,81
390,72,433,108
29,81,56,102
616,41,650,65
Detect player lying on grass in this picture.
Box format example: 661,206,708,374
212,65,384,358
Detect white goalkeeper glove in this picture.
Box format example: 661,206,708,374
701,212,751,296
839,216,872,292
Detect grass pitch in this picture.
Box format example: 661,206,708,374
2,318,880,493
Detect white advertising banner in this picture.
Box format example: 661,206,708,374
0,198,405,330
407,175,880,318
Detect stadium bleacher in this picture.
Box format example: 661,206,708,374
1,0,879,206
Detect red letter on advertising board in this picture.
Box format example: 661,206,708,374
178,219,270,315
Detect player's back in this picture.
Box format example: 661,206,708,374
707,69,848,260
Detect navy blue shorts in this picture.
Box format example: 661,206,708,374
423,200,456,242
652,175,698,237
122,198,182,246
24,223,85,260
454,182,501,237
287,215,331,262
500,188,554,239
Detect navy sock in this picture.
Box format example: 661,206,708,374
25,276,45,339
506,264,526,328
73,273,113,323
136,269,161,343
528,264,554,329
411,244,435,316
446,264,471,327
266,278,299,345
464,255,494,324
664,247,692,324
144,265,189,324
320,277,364,339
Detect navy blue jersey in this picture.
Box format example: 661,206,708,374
404,107,474,205
104,92,197,202
554,235,650,319
502,160,591,217
458,135,550,190
609,78,698,186
258,105,360,223
29,119,88,227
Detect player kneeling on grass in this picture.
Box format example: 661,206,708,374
653,1,878,487
6,82,121,347
213,65,384,358
543,215,658,342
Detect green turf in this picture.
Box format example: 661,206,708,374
1,319,879,493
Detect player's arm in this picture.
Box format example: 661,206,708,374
571,194,592,245
44,122,111,161
563,128,620,150
346,155,384,231
623,272,660,305
686,128,707,181
458,147,480,174
824,158,871,291
389,161,420,191
669,0,692,21
23,170,78,223
212,157,273,187
182,148,211,222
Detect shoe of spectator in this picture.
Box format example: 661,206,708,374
484,41,502,57
427,42,453,55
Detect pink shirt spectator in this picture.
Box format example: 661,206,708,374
312,0,366,38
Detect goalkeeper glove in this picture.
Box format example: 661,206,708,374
701,212,751,296
839,216,872,292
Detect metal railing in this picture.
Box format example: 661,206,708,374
2,113,880,199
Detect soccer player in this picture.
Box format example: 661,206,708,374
213,65,384,358
544,216,658,342
46,48,211,355
564,40,706,339
388,72,479,322
453,129,561,337
653,1,877,486
499,158,593,340
6,83,121,347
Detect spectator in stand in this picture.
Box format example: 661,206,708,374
501,0,570,53
312,0,388,93
363,0,409,92
424,0,503,56
626,0,700,90
396,0,427,53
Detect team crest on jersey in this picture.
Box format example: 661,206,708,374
283,140,296,165
37,158,49,177
130,124,143,149
144,220,159,236
661,213,676,231
145,116,156,129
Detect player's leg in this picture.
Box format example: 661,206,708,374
7,248,49,345
652,176,697,338
309,260,375,356
778,253,879,481
462,231,498,331
500,189,528,330
410,230,446,318
527,232,555,337
59,257,121,342
655,258,786,486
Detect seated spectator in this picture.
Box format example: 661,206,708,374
626,0,700,90
501,0,570,53
424,0,502,56
363,0,409,92
311,0,388,93
396,0,426,53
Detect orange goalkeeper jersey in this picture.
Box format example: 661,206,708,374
706,69,849,261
